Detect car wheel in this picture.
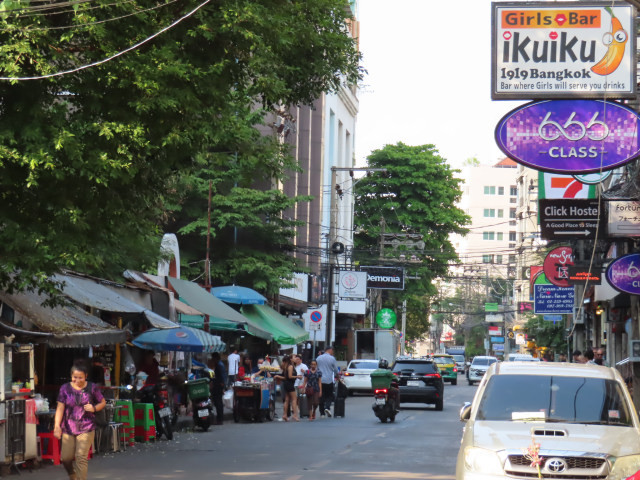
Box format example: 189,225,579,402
434,398,443,411
381,416,388,423
468,380,474,386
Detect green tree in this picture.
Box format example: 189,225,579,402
524,315,568,355
353,143,470,342
0,0,362,294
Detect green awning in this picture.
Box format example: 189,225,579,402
178,314,242,332
168,277,272,340
240,304,309,345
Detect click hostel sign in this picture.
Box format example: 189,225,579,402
492,2,636,99
539,199,603,240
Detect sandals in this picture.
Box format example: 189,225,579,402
282,416,289,422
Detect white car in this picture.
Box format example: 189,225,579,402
467,356,497,385
506,353,536,361
341,359,380,395
456,362,640,480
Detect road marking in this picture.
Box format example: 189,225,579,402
338,448,352,456
311,459,330,468
375,432,387,438
359,439,372,445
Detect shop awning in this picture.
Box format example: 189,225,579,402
167,278,272,340
0,290,127,348
240,304,309,345
54,273,177,329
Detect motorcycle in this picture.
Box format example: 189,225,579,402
372,382,399,423
137,382,174,440
188,377,214,432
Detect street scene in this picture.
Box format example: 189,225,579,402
2,0,640,479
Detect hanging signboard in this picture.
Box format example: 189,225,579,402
543,246,574,287
539,172,596,199
338,271,367,299
492,2,636,99
566,266,602,284
607,200,640,237
495,100,640,174
534,284,575,314
606,253,640,295
539,199,603,240
360,266,405,290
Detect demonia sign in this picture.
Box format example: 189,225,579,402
606,253,640,295
495,99,640,174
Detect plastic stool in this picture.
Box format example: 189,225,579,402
108,423,125,452
38,432,60,465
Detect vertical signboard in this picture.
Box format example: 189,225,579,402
492,2,636,99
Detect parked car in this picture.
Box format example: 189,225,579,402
467,356,498,385
431,354,458,385
341,359,380,395
456,362,640,480
506,353,536,361
391,358,444,410
451,354,466,373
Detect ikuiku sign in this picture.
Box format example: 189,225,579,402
606,253,640,295
495,100,640,174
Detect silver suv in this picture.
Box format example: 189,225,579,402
467,356,497,385
456,362,640,480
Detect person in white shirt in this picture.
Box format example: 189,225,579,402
293,354,308,389
227,347,240,386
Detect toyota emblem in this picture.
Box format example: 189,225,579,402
546,458,568,473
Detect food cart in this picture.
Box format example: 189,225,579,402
232,379,275,423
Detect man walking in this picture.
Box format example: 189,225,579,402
316,346,339,418
227,347,240,387
210,352,227,425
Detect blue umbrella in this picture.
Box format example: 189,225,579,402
133,326,226,353
210,285,267,305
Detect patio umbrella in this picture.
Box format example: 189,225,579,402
210,285,267,305
133,326,226,353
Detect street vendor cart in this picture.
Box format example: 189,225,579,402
232,379,275,423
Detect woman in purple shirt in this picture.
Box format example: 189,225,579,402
54,361,106,480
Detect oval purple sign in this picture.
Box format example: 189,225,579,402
606,253,640,295
495,100,640,174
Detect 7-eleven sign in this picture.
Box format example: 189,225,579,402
538,172,596,199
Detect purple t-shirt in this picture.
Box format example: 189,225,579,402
57,382,104,435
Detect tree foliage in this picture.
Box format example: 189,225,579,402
0,0,362,294
353,143,470,341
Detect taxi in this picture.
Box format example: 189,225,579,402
431,354,457,385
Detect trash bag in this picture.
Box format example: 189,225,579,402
223,389,234,410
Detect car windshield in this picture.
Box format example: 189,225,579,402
392,362,438,375
472,358,497,366
433,357,453,365
476,374,633,426
452,355,465,362
349,361,379,370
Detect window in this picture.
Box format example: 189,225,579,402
509,254,516,264
498,186,505,195
496,255,503,264
510,197,517,204
483,232,495,240
510,208,516,219
498,209,504,218
509,231,516,241
484,186,496,195
484,209,496,217
497,232,504,241
510,185,517,196
482,255,494,264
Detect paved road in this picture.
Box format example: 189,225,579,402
23,380,476,480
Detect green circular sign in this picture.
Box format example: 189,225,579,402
376,308,397,329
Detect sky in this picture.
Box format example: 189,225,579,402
355,0,523,169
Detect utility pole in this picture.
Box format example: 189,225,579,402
326,167,386,347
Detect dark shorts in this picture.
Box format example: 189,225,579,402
283,380,295,393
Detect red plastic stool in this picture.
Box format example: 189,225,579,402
38,432,60,465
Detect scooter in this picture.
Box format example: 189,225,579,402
372,382,399,423
137,382,174,440
188,377,214,432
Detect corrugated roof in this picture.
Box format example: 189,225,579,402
0,290,126,348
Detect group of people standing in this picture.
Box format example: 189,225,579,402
274,345,340,422
572,347,606,365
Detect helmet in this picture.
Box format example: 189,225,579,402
378,358,389,369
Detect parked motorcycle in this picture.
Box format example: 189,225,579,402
187,377,214,432
137,382,174,440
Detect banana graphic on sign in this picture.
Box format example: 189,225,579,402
591,7,628,76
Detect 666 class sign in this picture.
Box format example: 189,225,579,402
495,99,640,174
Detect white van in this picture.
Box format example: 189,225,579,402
456,362,640,480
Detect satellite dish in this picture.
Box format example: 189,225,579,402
331,242,345,254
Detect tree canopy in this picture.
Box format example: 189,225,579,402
0,0,362,294
353,143,470,341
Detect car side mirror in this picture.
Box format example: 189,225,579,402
459,402,472,422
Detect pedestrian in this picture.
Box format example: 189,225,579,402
316,345,339,418
293,354,308,390
239,355,252,380
302,360,322,421
594,347,605,366
53,360,106,480
557,353,567,362
584,348,596,364
227,347,240,386
274,355,299,422
572,350,582,363
210,352,227,425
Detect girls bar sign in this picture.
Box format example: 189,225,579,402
495,99,640,173
492,2,636,99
